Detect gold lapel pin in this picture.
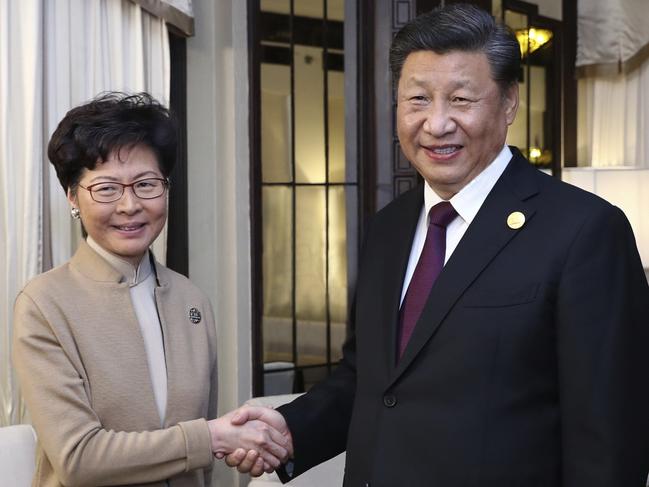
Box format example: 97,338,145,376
507,211,525,230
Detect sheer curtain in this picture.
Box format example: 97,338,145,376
577,57,649,167
0,0,44,427
576,0,649,168
0,0,170,427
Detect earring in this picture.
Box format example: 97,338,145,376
71,207,80,219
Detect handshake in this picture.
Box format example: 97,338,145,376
207,406,293,477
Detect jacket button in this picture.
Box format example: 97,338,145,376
383,394,397,407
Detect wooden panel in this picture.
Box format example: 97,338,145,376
394,1,413,28
391,0,419,199
167,33,188,277
417,0,492,15
416,0,441,15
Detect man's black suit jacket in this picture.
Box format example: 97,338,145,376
278,150,649,486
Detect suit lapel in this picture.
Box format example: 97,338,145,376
388,152,541,385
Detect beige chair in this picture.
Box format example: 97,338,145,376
245,394,345,487
0,424,37,487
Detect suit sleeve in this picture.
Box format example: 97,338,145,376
12,291,214,486
557,204,649,485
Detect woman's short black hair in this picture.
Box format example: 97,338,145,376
48,92,177,192
389,3,521,93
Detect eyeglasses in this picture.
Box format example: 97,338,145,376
78,178,169,203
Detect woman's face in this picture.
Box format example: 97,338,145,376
68,144,168,265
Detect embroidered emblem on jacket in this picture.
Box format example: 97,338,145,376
189,307,202,324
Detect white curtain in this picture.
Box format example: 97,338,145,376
577,57,649,168
0,0,44,427
132,0,194,36
577,0,649,74
0,0,170,427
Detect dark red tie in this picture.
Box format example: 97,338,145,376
398,201,457,359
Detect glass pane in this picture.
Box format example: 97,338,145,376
294,0,325,183
504,10,528,153
261,0,289,14
326,0,348,183
261,63,293,182
328,69,347,182
508,70,528,152
295,0,323,18
327,0,344,21
328,186,356,362
294,44,326,183
529,65,549,166
262,186,294,364
296,186,327,365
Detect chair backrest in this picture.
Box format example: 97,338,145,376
0,424,37,487
245,394,345,487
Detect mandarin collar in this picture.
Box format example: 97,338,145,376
86,236,152,286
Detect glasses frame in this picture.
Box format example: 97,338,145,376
78,177,170,203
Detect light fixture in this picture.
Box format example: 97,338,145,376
515,28,553,57
529,147,542,161
528,147,553,166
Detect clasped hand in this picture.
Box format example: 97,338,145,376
208,406,293,477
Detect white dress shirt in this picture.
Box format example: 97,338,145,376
87,237,168,425
400,145,513,305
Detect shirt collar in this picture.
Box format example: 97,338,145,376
86,236,152,286
424,144,512,225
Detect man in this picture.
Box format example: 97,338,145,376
230,4,649,485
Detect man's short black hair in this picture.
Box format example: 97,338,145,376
389,3,521,93
48,92,177,192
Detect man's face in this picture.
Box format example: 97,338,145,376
396,50,518,199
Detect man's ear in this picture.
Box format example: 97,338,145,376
503,83,519,126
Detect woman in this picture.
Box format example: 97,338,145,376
12,93,289,486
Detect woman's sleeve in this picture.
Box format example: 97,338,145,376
12,291,214,486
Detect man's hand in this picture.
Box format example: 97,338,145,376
220,406,293,476
207,406,292,476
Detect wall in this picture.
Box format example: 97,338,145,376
186,0,252,485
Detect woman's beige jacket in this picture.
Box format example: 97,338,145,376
13,241,218,487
